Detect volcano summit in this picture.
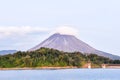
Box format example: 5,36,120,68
29,33,120,60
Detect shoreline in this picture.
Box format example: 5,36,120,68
0,66,78,70
0,67,120,70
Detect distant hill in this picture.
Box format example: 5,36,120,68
29,33,120,60
0,50,17,55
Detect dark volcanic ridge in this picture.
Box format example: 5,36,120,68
29,33,120,60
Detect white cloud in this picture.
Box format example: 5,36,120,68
0,26,79,40
0,26,49,39
53,26,79,36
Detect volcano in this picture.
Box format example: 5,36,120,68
29,33,120,60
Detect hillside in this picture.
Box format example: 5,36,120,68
0,48,120,68
0,50,17,55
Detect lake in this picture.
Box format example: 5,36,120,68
0,69,120,80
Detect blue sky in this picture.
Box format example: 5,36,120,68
0,0,120,56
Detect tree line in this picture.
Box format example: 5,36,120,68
0,47,120,68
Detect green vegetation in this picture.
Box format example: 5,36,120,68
0,47,120,68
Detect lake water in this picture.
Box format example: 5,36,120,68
0,69,120,80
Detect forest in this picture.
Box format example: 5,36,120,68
0,47,120,68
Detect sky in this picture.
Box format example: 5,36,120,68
0,0,120,56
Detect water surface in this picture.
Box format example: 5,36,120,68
0,69,120,80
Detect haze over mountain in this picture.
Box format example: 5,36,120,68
0,50,17,55
29,33,120,60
